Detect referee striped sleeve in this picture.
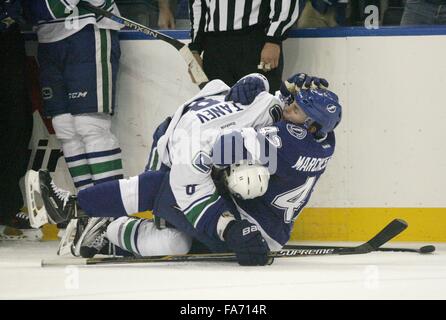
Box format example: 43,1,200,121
266,0,299,42
188,0,207,52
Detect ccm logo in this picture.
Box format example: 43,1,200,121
242,225,258,236
68,92,88,99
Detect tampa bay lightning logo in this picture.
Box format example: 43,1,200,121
327,104,337,113
42,87,53,100
286,124,307,140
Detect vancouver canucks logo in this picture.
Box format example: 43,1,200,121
42,87,53,100
286,124,307,140
269,104,283,122
327,104,337,113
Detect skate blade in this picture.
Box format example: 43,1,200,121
57,219,78,256
25,170,49,229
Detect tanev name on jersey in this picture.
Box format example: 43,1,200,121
195,102,245,124
292,156,331,172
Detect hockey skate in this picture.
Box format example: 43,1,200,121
71,217,114,258
0,210,43,241
0,225,26,240
25,170,79,228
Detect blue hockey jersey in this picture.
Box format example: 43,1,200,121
227,120,336,250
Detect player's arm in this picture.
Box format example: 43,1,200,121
212,126,279,171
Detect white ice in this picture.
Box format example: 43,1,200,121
1,241,445,300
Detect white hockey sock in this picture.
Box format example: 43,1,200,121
74,113,124,184
52,114,93,191
106,217,192,256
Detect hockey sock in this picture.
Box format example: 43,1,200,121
52,114,94,191
106,217,192,257
74,113,124,184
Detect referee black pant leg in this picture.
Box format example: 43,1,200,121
0,27,33,224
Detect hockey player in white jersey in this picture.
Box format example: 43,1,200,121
24,0,125,190
25,73,331,265
24,0,125,254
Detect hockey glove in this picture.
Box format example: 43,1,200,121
225,74,269,105
223,220,270,266
280,73,329,104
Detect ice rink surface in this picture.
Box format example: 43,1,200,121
1,241,445,300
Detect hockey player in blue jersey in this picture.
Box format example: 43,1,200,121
26,73,342,266
215,88,340,250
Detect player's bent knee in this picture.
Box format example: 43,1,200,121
106,216,128,247
73,113,119,148
106,217,192,256
162,228,193,255
74,113,112,137
136,220,192,256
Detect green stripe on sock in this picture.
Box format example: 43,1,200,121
186,192,220,226
68,164,91,178
100,29,110,113
90,159,123,175
123,220,137,253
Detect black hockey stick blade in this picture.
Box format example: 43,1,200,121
377,245,435,254
338,218,408,254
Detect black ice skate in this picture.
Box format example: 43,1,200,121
72,217,114,258
25,170,78,228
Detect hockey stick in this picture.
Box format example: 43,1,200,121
41,219,407,266
283,244,435,254
78,2,209,87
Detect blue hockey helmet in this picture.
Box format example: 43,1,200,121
294,88,342,135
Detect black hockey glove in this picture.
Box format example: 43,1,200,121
280,73,329,104
223,220,271,266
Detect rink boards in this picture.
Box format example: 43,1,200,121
24,27,446,242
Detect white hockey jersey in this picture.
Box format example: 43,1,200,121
157,79,283,168
27,0,121,43
156,78,285,237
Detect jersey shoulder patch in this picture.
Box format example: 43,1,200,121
286,123,307,140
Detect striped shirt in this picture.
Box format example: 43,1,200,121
188,0,300,52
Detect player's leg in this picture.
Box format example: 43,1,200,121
27,168,167,227
65,25,123,185
77,170,166,217
0,26,34,238
74,113,123,184
52,113,94,190
106,217,192,256
37,33,95,192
